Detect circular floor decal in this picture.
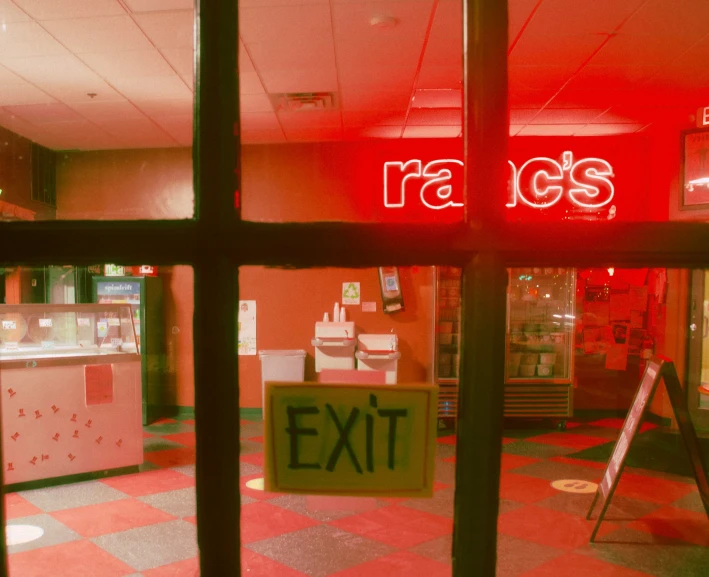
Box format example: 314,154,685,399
245,477,265,491
6,525,44,546
551,479,598,494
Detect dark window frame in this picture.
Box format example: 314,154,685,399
1,2,709,577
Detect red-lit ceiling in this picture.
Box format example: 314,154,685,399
0,0,707,150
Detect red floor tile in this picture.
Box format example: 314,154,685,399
143,432,155,438
498,504,618,550
7,539,133,577
330,551,451,577
162,432,197,446
144,446,196,468
5,493,42,520
240,452,264,467
329,504,453,548
524,432,610,449
143,557,199,577
305,495,379,513
500,454,540,472
442,456,455,463
564,421,581,429
242,549,310,577
101,468,195,497
241,501,320,544
184,515,196,524
181,419,196,425
549,456,608,470
627,505,709,547
588,418,658,433
151,418,178,425
613,472,697,505
50,499,175,537
240,473,283,501
502,437,517,445
498,472,558,504
249,435,264,443
520,552,654,577
437,435,456,445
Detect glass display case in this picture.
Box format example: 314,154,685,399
0,303,138,364
505,268,576,422
434,266,462,421
0,304,143,486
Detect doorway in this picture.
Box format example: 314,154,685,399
687,270,709,431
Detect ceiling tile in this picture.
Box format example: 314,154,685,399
412,88,461,108
180,73,193,90
282,127,343,142
406,107,461,126
402,125,460,138
277,110,341,130
562,64,659,92
240,93,273,113
510,109,539,124
517,124,582,136
339,65,416,92
123,0,193,12
99,117,177,144
339,90,411,112
509,0,541,45
594,106,662,125
509,124,524,136
341,110,406,128
42,16,157,54
13,0,125,20
419,0,461,66
109,75,192,100
0,0,32,22
509,33,607,67
3,101,83,124
0,64,25,83
161,48,193,76
0,81,55,106
152,114,192,144
573,123,646,135
508,88,555,108
343,125,404,139
133,97,192,115
81,50,175,78
545,88,640,109
0,22,69,59
509,65,578,92
68,99,147,121
530,108,607,124
240,0,328,7
259,67,338,94
241,112,281,131
133,10,194,49
415,65,462,90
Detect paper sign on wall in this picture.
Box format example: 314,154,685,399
238,300,257,356
264,382,437,497
342,282,361,305
362,302,377,312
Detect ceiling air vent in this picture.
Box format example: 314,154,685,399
269,92,337,112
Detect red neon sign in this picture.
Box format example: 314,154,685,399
384,151,615,213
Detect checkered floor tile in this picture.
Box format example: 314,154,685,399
3,416,709,576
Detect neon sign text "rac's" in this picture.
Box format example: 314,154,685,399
383,152,615,210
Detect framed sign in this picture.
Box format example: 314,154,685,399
680,127,709,210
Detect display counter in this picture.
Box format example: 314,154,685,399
0,304,143,485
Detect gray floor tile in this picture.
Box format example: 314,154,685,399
144,423,195,435
268,494,373,522
19,481,128,512
435,444,457,460
671,490,706,513
400,488,455,518
434,460,457,484
496,533,565,576
92,519,198,572
409,534,452,564
139,461,161,473
240,439,263,456
143,437,184,453
138,488,196,518
171,464,195,477
538,491,660,521
502,440,575,459
242,494,258,505
240,462,263,476
511,459,603,482
498,499,526,516
247,524,394,577
6,513,81,554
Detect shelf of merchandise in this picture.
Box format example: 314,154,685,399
434,267,462,420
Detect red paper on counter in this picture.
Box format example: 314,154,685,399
85,365,114,405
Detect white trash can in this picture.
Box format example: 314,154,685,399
259,349,307,411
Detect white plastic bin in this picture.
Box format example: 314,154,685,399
259,349,307,410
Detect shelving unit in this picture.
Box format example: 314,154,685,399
434,267,462,421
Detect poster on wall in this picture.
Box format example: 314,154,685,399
681,128,709,209
342,282,361,305
238,300,257,355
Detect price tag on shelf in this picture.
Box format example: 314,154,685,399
41,341,55,349
78,340,93,348
5,342,18,351
110,338,123,348
107,318,121,327
77,318,91,327
39,318,53,328
2,320,17,330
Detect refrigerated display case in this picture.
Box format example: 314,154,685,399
93,276,163,425
505,267,576,424
434,267,462,422
0,303,143,485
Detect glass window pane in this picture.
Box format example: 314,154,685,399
0,5,194,221
508,1,709,223
239,1,465,223
498,266,708,574
238,265,454,575
2,264,198,575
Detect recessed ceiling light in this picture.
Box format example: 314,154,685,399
370,16,398,29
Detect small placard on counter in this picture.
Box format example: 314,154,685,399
77,317,91,327
264,381,437,497
2,320,17,330
39,318,53,328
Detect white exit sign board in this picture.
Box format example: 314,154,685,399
697,106,709,127
264,381,437,497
